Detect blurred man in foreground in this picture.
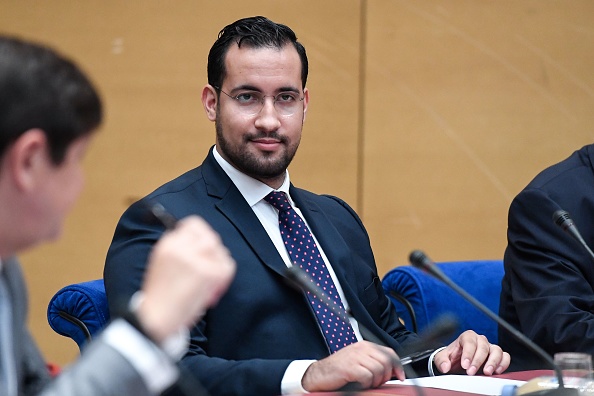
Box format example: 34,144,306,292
0,35,235,395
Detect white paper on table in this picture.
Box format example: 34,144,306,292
387,375,526,395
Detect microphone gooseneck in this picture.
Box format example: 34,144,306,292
553,210,594,262
284,265,389,350
409,249,577,396
144,202,210,396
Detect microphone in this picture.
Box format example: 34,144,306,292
409,250,578,396
553,210,594,262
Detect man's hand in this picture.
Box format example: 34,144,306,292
301,341,404,392
434,330,510,375
136,216,236,344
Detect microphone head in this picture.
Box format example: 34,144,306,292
552,209,594,265
553,209,573,229
409,250,432,270
408,249,450,283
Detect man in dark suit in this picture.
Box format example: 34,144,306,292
0,35,235,395
105,16,510,396
499,144,594,371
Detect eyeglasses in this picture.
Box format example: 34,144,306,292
214,86,304,116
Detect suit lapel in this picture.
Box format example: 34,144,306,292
201,150,289,277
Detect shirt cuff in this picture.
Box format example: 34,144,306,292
281,360,316,395
428,346,447,376
101,319,179,394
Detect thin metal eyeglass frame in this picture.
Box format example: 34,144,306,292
213,86,304,116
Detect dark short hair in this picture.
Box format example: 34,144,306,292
0,36,102,164
207,16,308,91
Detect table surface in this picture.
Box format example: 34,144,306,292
306,370,553,396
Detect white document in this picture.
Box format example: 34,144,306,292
387,375,526,395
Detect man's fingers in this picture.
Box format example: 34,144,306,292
302,341,401,392
464,334,490,375
436,331,509,376
392,365,406,381
434,355,452,374
481,345,510,375
349,344,398,388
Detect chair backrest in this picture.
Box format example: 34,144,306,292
382,260,504,344
47,279,109,351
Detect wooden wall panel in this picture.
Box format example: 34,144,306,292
363,0,594,272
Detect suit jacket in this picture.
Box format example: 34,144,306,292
104,147,421,396
2,258,155,395
499,144,594,371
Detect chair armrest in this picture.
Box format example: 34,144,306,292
388,290,419,333
382,260,504,344
47,279,110,351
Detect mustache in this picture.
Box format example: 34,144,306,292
245,132,288,144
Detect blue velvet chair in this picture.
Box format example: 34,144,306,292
382,260,504,344
47,279,109,351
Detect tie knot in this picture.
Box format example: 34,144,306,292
264,191,292,212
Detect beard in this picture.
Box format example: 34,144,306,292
215,117,301,181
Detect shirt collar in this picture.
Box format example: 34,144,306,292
213,146,292,207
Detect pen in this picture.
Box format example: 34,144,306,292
399,349,435,366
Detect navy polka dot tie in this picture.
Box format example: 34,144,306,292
264,191,357,353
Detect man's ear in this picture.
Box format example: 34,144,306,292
7,129,49,192
202,85,218,121
302,87,309,122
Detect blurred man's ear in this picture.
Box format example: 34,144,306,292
7,129,49,192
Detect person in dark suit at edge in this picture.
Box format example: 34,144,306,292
0,35,235,395
104,16,511,396
500,144,594,371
